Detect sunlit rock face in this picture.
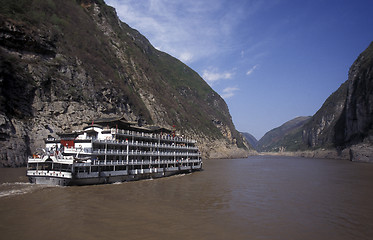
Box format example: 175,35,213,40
0,0,251,166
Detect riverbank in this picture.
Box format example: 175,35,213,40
257,143,373,163
199,139,257,159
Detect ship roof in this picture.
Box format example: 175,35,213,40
146,126,172,134
87,117,172,134
83,124,103,130
89,117,132,129
83,128,99,134
56,131,81,139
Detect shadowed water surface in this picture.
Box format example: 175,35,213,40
1,156,373,240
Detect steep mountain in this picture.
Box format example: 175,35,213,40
259,41,373,161
257,116,311,152
241,132,258,150
337,42,373,147
0,0,251,167
302,41,373,156
301,81,349,149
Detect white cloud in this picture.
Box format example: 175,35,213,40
105,0,249,64
221,86,239,99
246,64,259,76
179,52,193,63
202,68,233,85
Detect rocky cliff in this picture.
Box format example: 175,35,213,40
259,42,373,162
343,42,373,146
241,132,258,150
302,42,373,161
0,0,251,167
301,82,348,149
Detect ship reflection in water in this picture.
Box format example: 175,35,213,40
1,156,373,240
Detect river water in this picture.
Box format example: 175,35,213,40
1,156,373,240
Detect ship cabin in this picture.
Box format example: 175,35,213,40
27,117,202,184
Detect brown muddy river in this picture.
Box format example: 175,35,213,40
1,156,373,240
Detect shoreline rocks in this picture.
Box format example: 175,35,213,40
257,143,373,163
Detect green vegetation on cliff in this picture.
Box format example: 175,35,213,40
257,116,311,152
0,0,249,166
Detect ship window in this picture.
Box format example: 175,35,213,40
116,165,127,171
102,166,114,171
87,131,98,139
28,163,37,170
91,166,98,172
38,162,52,170
61,164,72,172
51,163,60,171
75,167,88,173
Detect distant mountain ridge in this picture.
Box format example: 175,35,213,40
0,0,251,167
241,132,258,149
256,116,311,152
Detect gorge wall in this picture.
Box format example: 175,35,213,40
0,0,252,167
257,41,373,162
302,41,373,162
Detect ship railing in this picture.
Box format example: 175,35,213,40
92,149,200,157
64,147,92,154
92,139,198,150
129,169,159,175
91,158,200,166
111,128,197,144
92,160,128,165
28,156,44,162
74,162,93,167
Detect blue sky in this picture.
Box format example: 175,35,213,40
106,0,373,139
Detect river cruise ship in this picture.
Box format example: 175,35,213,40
27,118,202,186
